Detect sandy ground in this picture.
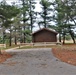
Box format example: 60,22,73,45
0,48,76,75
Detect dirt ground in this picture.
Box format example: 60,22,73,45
0,45,76,66
1,48,76,75
0,50,12,63
52,45,76,66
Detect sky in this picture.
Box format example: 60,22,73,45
0,0,76,33
0,0,18,2
0,0,41,12
0,0,42,31
0,0,63,32
0,0,42,12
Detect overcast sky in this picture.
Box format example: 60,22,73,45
0,0,55,31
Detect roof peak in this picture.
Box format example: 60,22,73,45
32,28,58,35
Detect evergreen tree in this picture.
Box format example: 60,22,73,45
52,0,76,44
39,0,52,28
19,0,29,43
0,0,20,46
28,0,37,32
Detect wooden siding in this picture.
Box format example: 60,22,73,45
32,29,57,42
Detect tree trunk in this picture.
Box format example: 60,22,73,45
44,13,47,28
30,16,33,33
59,33,61,42
29,0,33,33
23,33,26,43
9,28,12,46
14,27,17,45
3,31,5,44
22,0,26,43
69,31,75,44
68,26,75,44
63,33,66,44
9,34,11,46
15,35,17,45
23,26,26,43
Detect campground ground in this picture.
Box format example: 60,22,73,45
0,46,76,75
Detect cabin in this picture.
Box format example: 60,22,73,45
32,28,58,43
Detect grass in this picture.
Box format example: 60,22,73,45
18,45,61,49
0,44,19,50
0,42,76,50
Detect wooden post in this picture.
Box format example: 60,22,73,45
44,42,46,47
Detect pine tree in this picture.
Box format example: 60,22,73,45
0,0,20,46
28,0,36,33
39,0,52,28
52,0,76,44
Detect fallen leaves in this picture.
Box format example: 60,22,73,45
0,50,12,64
52,45,76,66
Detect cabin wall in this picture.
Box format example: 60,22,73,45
32,30,57,42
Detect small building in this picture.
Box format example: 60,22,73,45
32,28,58,43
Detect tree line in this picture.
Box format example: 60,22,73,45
0,0,76,46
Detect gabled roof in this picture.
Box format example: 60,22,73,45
32,28,58,35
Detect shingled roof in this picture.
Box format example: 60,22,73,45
32,28,58,35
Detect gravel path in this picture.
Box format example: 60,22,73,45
0,48,76,75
